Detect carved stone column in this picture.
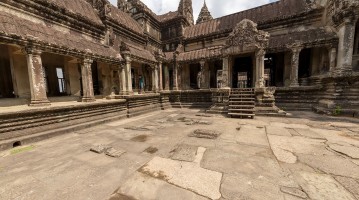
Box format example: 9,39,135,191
80,58,95,102
152,65,159,92
119,63,127,95
221,56,230,88
173,62,179,91
24,47,51,106
124,55,133,94
289,46,302,87
158,61,163,91
164,64,170,90
335,18,357,75
255,49,265,88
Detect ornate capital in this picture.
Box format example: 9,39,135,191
82,57,93,66
23,46,42,56
255,49,266,57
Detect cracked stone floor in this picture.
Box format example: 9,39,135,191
0,109,359,200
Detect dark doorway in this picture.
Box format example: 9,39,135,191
232,56,253,88
189,63,200,89
299,48,312,78
265,53,285,87
0,49,14,98
210,60,222,88
169,69,174,90
91,62,100,95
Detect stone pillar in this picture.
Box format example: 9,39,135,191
120,63,127,95
221,56,230,88
289,46,302,87
152,66,159,92
328,46,337,72
80,58,95,102
335,18,356,75
164,64,170,90
158,61,163,91
124,55,133,94
24,47,50,106
173,62,179,90
255,49,265,88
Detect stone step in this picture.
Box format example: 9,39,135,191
228,109,255,112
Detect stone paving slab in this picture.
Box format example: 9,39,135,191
140,150,222,200
296,172,356,200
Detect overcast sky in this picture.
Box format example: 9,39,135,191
109,0,278,22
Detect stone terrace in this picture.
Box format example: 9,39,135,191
0,109,358,200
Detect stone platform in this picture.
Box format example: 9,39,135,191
0,109,358,200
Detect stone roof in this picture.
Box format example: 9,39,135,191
38,0,103,26
177,46,223,62
158,11,180,22
0,11,121,62
107,5,144,35
269,28,338,51
123,43,157,63
184,0,313,39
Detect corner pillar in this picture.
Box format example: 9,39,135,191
24,47,50,106
152,65,159,92
80,58,95,102
335,18,356,75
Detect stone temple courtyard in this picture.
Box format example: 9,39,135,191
0,109,358,200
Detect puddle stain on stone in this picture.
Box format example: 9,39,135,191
144,147,158,154
131,135,148,142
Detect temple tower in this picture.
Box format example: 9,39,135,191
196,0,213,24
178,0,194,25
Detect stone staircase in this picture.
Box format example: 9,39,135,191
228,88,255,118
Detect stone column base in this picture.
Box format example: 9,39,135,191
29,99,51,107
81,97,96,102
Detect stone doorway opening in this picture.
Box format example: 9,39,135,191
265,53,285,87
189,63,201,89
0,44,15,98
232,55,253,88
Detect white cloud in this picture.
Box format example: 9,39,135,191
108,0,278,22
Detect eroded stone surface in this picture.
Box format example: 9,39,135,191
171,144,198,162
105,148,126,158
90,144,111,154
189,129,221,139
296,172,356,200
328,143,359,159
139,156,222,200
280,186,307,199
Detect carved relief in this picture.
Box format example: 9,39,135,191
225,19,269,54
